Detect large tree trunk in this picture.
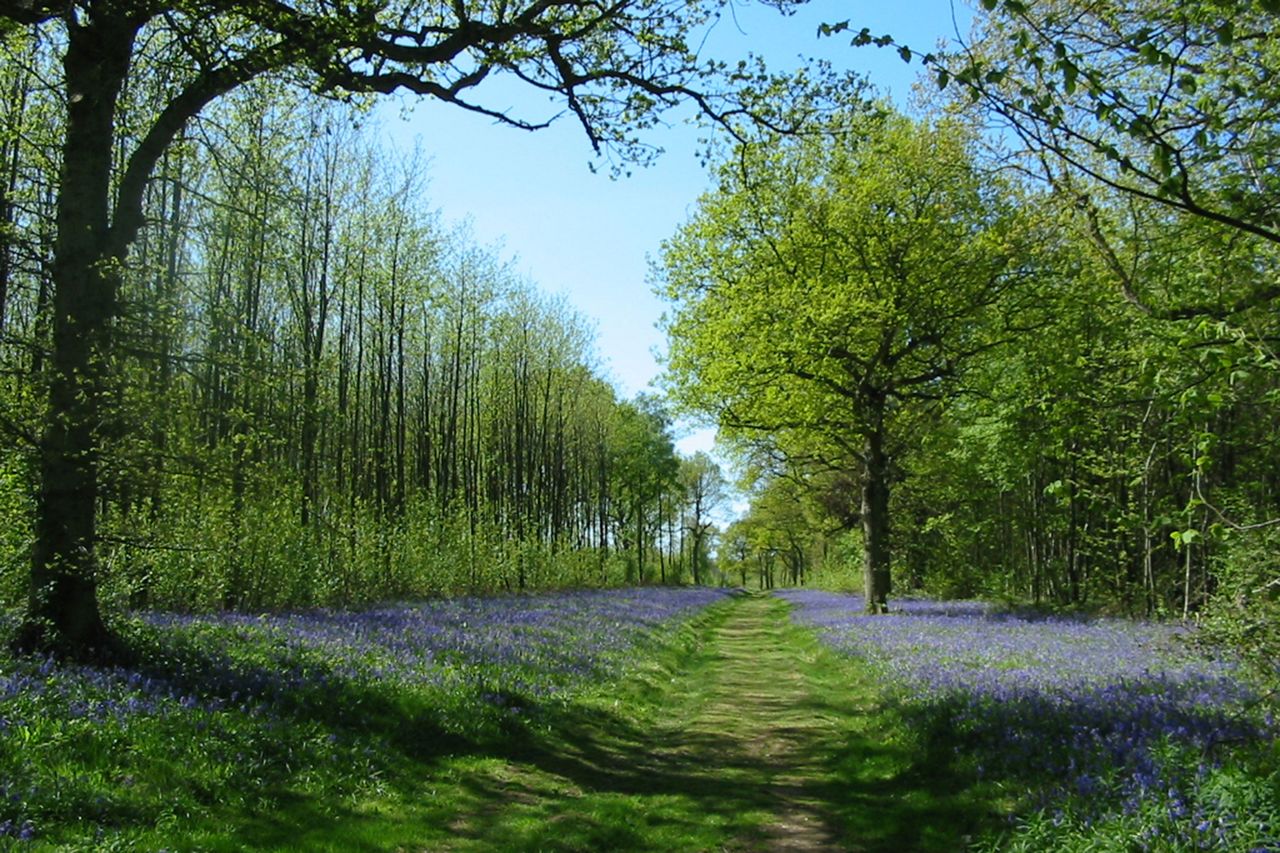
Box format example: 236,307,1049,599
861,421,891,614
15,16,138,662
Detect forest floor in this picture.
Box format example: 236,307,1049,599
11,589,1274,850
218,593,991,851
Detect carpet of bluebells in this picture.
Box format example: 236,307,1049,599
0,587,731,846
779,590,1280,852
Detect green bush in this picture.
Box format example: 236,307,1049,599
1201,525,1280,691
0,450,32,607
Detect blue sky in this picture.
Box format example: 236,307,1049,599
378,1,974,456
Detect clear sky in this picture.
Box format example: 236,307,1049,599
378,1,974,457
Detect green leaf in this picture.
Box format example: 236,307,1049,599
1153,143,1172,176
936,68,951,89
1176,75,1197,95
898,45,912,63
1062,62,1078,94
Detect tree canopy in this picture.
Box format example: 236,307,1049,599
659,106,1038,611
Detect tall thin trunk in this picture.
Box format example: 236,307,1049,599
861,412,891,614
148,145,184,519
0,43,30,340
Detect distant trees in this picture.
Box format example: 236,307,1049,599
678,451,726,585
726,472,821,590
608,397,679,584
659,107,1036,612
0,0,799,660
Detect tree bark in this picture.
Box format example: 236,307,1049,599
15,15,139,662
861,417,891,614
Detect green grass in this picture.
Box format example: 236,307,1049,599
5,593,1014,850
196,592,1003,852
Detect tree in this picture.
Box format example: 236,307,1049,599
659,107,1036,612
607,396,679,583
828,0,1280,314
834,2,1278,237
678,451,725,585
737,472,814,587
897,0,1280,644
0,0,805,661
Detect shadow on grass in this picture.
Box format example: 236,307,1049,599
94,600,1007,851
817,706,1001,851
122,618,489,755
419,689,1002,851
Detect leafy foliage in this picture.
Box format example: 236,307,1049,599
659,104,1039,608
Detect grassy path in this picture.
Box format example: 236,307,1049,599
215,592,994,851
683,592,843,849
414,592,993,852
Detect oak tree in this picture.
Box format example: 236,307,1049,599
660,108,1035,612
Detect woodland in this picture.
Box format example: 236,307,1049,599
667,3,1280,664
0,0,1270,661
0,0,1269,655
0,0,748,660
0,0,1277,848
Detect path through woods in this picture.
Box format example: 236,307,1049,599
228,593,988,850
428,593,987,851
683,593,843,849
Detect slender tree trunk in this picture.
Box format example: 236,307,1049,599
658,494,667,584
17,17,138,661
1065,458,1081,604
0,43,30,340
635,501,644,583
149,146,184,519
861,416,891,614
29,185,54,376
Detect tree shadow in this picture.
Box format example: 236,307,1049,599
11,601,1011,850
429,682,1007,851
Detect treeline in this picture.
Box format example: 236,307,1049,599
664,0,1280,658
719,251,1280,617
0,31,718,613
